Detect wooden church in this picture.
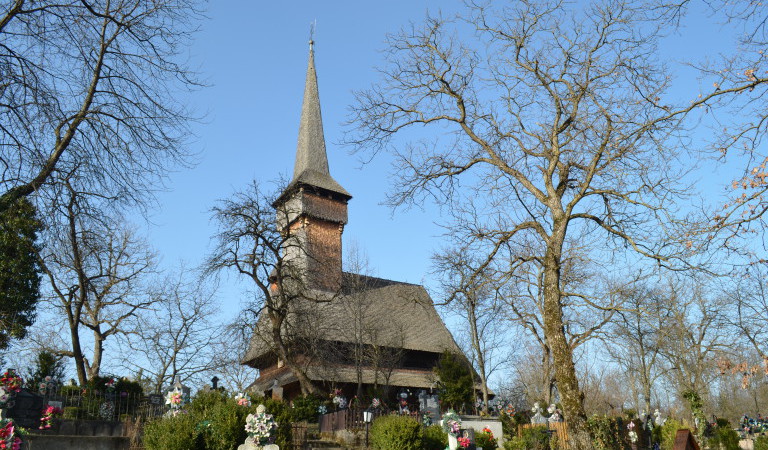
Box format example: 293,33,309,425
242,43,468,403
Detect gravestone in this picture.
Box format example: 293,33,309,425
461,427,476,446
672,429,700,450
7,389,44,428
418,391,440,423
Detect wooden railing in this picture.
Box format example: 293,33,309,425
290,421,308,449
318,407,385,433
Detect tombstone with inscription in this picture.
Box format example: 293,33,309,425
459,427,476,450
7,389,44,428
418,390,440,425
148,393,164,416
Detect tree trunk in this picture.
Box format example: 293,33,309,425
468,303,490,414
87,332,104,380
541,226,590,448
270,314,319,395
68,314,88,385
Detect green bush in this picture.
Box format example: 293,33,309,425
586,415,624,450
291,394,322,423
434,351,473,412
200,399,251,450
659,419,686,450
422,424,448,450
755,435,768,450
707,422,739,450
370,414,422,450
143,412,201,450
115,378,144,396
262,397,293,449
503,426,549,450
188,390,228,415
143,392,291,450
62,407,81,419
59,385,81,397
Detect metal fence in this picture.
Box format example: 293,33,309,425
319,407,386,433
40,386,166,421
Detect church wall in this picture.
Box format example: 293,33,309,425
306,218,343,292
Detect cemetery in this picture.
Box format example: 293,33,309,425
1,362,764,450
1,36,766,450
4,1,768,450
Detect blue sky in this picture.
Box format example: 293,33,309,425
145,0,744,324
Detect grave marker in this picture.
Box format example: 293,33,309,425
672,429,700,450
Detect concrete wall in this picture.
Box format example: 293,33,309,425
24,435,129,450
22,419,131,450
462,416,504,448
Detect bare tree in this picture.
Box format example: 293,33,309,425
206,181,324,395
345,1,767,441
433,248,507,414
39,182,157,384
122,269,223,394
213,318,259,393
604,281,673,414
730,265,768,362
0,0,201,213
660,279,731,422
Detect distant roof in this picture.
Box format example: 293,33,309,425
276,43,350,205
242,272,462,368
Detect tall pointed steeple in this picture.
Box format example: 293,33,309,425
288,40,350,200
273,41,351,293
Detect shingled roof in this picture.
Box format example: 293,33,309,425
242,273,463,368
275,43,350,206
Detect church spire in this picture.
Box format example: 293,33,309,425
272,41,350,293
289,40,350,200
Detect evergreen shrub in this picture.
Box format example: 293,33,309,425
200,399,251,450
143,411,200,450
59,385,81,397
503,426,549,450
143,392,292,450
291,394,322,422
369,414,422,450
586,415,624,450
755,435,768,450
658,419,686,450
62,407,81,419
707,420,739,450
422,424,448,450
263,397,293,449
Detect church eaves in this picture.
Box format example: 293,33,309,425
281,41,350,202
